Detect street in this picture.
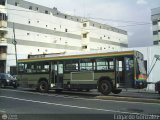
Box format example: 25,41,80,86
0,88,160,120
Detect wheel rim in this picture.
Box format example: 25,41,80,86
40,83,46,91
101,83,108,91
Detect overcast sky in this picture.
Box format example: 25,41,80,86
26,0,160,48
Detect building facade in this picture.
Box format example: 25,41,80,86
0,0,128,74
151,7,160,45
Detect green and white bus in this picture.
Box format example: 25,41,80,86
17,50,147,95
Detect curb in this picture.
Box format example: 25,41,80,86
95,96,160,104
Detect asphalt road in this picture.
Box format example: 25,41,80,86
0,88,160,120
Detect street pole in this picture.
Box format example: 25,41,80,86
13,22,18,75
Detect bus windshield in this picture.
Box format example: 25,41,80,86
137,59,146,74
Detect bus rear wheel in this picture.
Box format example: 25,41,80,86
98,80,112,95
112,89,122,94
38,81,49,93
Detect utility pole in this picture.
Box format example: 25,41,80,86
12,22,18,75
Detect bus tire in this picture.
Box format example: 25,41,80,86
112,89,122,94
38,81,49,93
98,80,112,95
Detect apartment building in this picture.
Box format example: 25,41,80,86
0,0,128,73
151,7,160,45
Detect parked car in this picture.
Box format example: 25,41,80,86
0,73,19,89
155,81,160,94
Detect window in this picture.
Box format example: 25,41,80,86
153,31,158,35
27,33,30,35
83,33,87,38
18,63,25,73
65,29,68,32
82,45,87,49
26,63,37,73
15,2,18,6
109,61,114,69
1,33,4,37
54,28,56,31
0,13,8,21
45,10,49,14
83,23,87,27
0,0,5,5
153,41,159,45
65,61,79,71
36,7,39,11
152,21,157,25
0,46,6,53
65,15,67,19
97,59,109,70
28,20,31,24
46,25,48,27
29,6,32,10
80,59,95,71
36,62,49,73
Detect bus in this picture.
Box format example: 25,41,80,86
17,50,147,95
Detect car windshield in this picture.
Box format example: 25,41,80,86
137,59,146,74
5,74,14,79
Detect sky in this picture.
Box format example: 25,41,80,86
26,0,160,48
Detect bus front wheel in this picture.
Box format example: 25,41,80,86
38,81,49,93
98,80,112,95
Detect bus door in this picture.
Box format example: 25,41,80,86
115,58,125,87
124,57,134,88
51,62,63,89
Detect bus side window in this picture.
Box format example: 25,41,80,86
109,61,114,70
18,63,25,73
25,63,36,73
65,61,79,71
80,59,94,71
96,59,108,70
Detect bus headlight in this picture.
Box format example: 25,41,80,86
51,84,55,88
6,80,10,82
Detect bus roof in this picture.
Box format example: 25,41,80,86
18,50,137,63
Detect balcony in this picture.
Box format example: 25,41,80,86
0,20,7,28
0,53,7,60
0,37,7,42
0,37,7,46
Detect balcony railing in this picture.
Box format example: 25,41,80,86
0,20,7,28
0,37,7,44
0,53,7,60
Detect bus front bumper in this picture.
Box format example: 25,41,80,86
135,80,147,89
